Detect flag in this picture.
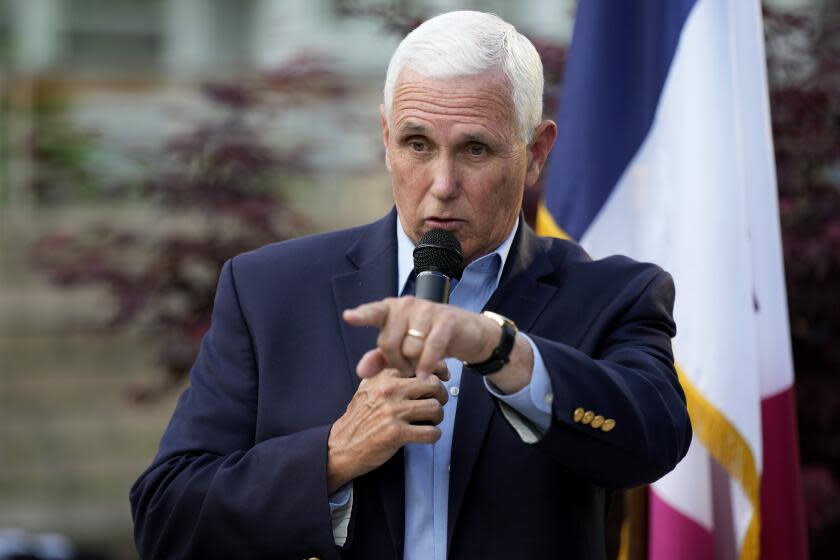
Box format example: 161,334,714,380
539,1,808,558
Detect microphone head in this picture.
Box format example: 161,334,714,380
413,228,463,280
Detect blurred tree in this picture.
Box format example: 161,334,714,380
765,3,840,558
27,82,105,204
30,54,345,400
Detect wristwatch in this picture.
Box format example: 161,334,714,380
464,311,518,375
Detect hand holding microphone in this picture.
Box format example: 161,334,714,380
328,229,464,489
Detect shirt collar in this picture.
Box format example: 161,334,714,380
396,217,518,295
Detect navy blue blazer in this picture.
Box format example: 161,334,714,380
130,210,691,559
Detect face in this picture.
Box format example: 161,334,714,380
382,70,556,265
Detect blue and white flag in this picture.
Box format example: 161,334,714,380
539,1,807,559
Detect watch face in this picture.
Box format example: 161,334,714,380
464,311,518,375
483,311,505,325
483,311,517,333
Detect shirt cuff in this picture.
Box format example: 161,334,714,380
483,334,553,434
329,483,352,510
328,483,353,546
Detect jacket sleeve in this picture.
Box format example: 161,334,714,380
529,267,692,489
129,259,340,560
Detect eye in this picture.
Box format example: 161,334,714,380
467,143,489,156
408,140,427,152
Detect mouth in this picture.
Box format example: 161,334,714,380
424,217,465,231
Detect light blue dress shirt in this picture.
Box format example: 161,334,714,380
330,219,555,559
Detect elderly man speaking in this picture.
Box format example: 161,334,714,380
131,11,691,560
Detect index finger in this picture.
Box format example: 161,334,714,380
343,300,393,328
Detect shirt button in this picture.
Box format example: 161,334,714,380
544,393,554,406
450,386,460,397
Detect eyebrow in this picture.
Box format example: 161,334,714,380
463,133,491,144
397,122,429,136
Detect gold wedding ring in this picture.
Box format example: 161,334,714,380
407,328,427,341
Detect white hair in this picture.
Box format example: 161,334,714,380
383,11,545,143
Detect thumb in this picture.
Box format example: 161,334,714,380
356,348,389,378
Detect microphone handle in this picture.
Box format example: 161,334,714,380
414,271,451,304
410,270,450,424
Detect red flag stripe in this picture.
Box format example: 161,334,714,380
760,387,808,559
649,490,715,560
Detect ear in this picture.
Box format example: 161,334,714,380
524,119,558,187
380,104,392,172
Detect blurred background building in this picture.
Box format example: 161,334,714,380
0,1,837,559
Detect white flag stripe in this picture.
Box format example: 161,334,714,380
728,0,795,398
730,472,754,552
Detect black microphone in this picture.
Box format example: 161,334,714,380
413,229,463,303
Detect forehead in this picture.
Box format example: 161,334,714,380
390,70,517,137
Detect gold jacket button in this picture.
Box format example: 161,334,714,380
573,407,585,422
582,410,595,425
591,415,605,429
601,418,616,432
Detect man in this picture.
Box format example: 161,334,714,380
131,11,691,560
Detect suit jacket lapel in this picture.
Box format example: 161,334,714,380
447,221,559,549
331,209,405,556
332,210,399,392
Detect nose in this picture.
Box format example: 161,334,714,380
429,156,459,200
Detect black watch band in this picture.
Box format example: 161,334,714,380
464,311,518,375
